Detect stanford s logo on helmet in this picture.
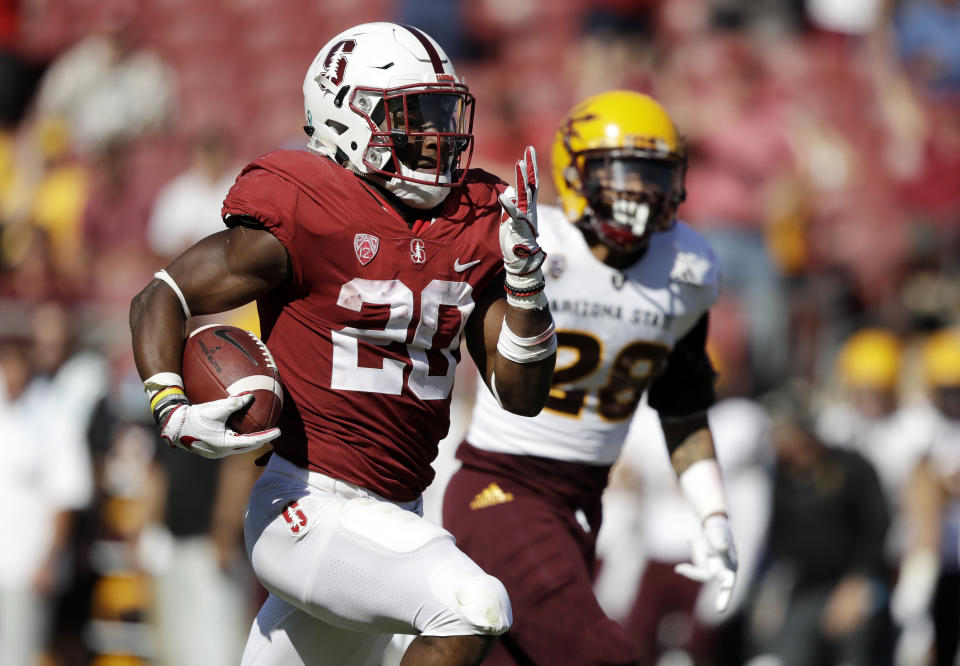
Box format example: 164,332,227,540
320,40,356,87
303,23,475,210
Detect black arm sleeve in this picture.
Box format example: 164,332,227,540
647,313,717,418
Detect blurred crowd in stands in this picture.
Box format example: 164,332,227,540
0,0,958,664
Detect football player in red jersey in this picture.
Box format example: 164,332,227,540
128,23,556,666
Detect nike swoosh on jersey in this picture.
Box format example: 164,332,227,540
454,258,482,272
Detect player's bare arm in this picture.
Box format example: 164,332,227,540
465,146,556,417
661,410,738,611
465,278,554,417
130,225,288,378
129,225,288,458
662,413,717,477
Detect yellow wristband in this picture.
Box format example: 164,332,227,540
150,386,186,412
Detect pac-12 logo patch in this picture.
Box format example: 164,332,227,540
410,238,426,264
547,255,566,279
354,233,379,265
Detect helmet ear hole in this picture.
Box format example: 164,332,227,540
563,165,580,189
325,119,348,135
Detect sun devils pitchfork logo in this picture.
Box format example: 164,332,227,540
354,233,379,265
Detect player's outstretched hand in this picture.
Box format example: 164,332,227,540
499,145,542,275
160,394,280,459
675,515,738,613
499,146,546,308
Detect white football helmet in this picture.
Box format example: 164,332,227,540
303,22,475,209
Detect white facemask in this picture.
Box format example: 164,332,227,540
611,199,651,237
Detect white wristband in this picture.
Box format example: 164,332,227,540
506,291,549,310
678,459,728,523
504,267,548,310
144,371,184,399
497,318,557,364
154,269,192,319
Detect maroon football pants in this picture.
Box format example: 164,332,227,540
442,450,638,666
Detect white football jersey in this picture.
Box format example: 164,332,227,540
467,205,720,465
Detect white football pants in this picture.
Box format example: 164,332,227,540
240,454,511,666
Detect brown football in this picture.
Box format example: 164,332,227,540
181,324,283,434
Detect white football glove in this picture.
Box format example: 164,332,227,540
499,146,546,309
891,549,939,625
160,393,280,460
675,515,739,613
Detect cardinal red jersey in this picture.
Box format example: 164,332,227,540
221,150,505,501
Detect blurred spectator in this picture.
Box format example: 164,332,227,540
660,33,795,392
81,341,260,666
573,1,660,102
895,98,960,233
394,0,486,61
895,328,960,666
81,139,160,305
816,329,933,570
805,0,886,36
26,301,109,664
0,0,37,128
30,300,109,426
751,389,890,666
0,328,95,666
0,0,20,127
146,128,239,261
145,446,259,666
81,349,168,663
18,117,92,283
712,0,806,34
0,222,76,302
31,0,175,157
894,0,960,96
0,0,48,131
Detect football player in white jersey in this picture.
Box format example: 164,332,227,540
895,329,960,666
442,91,738,665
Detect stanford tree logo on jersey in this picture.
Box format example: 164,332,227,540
410,238,426,264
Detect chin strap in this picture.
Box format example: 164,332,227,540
357,156,452,211
386,177,450,209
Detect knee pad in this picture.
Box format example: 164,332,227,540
429,568,513,636
456,573,513,636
